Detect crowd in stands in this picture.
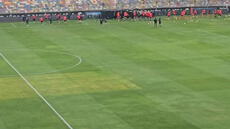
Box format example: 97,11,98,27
0,0,229,14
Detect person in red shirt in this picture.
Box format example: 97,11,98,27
123,11,129,19
218,10,223,16
32,15,37,22
147,11,153,19
215,9,223,16
194,9,198,16
190,8,194,16
167,11,171,17
202,9,206,15
172,10,178,20
116,12,121,20
142,11,146,18
147,11,153,24
39,17,44,23
63,16,67,22
173,10,177,16
149,12,153,18
77,15,81,21
181,10,186,16
133,10,137,19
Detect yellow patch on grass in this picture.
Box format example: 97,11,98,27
0,72,140,101
27,72,140,96
0,77,36,101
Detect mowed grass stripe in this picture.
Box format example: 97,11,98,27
0,25,141,129
0,58,69,129
56,18,230,129
29,19,230,128
0,17,229,129
0,52,75,129
0,29,61,76
28,19,230,128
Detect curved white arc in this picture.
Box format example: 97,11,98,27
1,49,82,76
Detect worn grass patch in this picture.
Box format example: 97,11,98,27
26,72,140,96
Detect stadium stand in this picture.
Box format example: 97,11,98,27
0,0,229,14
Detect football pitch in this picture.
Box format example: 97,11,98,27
0,17,230,129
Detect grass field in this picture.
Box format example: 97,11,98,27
0,17,230,129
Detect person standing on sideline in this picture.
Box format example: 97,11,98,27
63,16,67,22
32,15,36,22
40,17,44,24
116,12,121,21
154,17,157,27
158,17,162,27
25,17,29,24
49,17,53,24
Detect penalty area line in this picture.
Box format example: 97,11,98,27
0,52,74,129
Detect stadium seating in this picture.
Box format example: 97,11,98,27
0,0,229,14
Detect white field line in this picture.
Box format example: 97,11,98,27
1,49,82,76
0,52,74,129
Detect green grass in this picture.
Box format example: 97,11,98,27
0,17,230,129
